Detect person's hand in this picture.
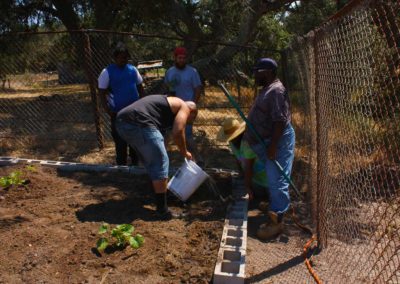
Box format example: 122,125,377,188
107,109,116,116
184,151,193,160
246,187,254,201
267,144,277,160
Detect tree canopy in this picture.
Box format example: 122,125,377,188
2,0,348,49
0,0,350,81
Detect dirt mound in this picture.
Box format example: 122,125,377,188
0,165,230,283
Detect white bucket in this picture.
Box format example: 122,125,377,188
167,159,209,202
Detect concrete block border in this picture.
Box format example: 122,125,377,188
0,156,148,174
0,156,237,176
213,177,248,284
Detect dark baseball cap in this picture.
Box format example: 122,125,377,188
253,58,278,71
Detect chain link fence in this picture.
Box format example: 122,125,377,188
0,0,399,282
288,0,399,282
0,30,282,166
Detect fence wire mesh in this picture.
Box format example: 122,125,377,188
288,0,399,282
0,0,399,283
0,30,281,166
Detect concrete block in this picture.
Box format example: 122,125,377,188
224,237,243,247
225,219,247,228
226,228,244,238
232,190,247,199
220,226,247,251
221,234,247,251
0,157,16,165
26,160,42,164
39,160,59,167
213,248,246,284
227,211,246,220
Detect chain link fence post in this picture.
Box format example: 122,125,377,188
83,31,104,149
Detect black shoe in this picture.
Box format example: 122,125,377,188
155,209,187,221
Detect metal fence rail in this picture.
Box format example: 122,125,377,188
288,0,399,282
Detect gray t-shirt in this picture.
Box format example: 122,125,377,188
164,65,202,101
244,79,291,145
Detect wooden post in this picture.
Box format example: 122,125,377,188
236,78,241,104
83,31,104,149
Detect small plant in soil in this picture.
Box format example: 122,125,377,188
0,170,27,189
26,165,37,172
96,223,144,253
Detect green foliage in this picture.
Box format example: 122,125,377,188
96,223,144,252
96,238,109,251
0,170,26,189
254,14,292,51
283,0,339,36
26,165,37,172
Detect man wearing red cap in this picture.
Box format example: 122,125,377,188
164,47,203,165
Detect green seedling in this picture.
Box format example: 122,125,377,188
96,223,144,253
0,170,27,189
26,165,37,172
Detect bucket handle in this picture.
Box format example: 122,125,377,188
184,158,198,174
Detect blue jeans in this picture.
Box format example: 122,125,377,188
250,124,295,214
110,114,138,165
116,119,169,180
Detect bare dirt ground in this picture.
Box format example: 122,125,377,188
0,164,232,284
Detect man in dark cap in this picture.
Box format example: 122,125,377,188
244,58,295,240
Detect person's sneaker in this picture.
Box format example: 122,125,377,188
258,201,269,212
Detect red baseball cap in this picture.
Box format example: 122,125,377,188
174,47,187,57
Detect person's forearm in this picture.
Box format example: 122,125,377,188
137,84,145,98
173,132,188,156
267,121,286,160
98,90,110,113
270,121,286,148
194,86,202,103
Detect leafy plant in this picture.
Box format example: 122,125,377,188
96,223,144,252
0,170,27,189
26,165,37,172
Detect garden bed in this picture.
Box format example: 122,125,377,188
0,164,231,283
